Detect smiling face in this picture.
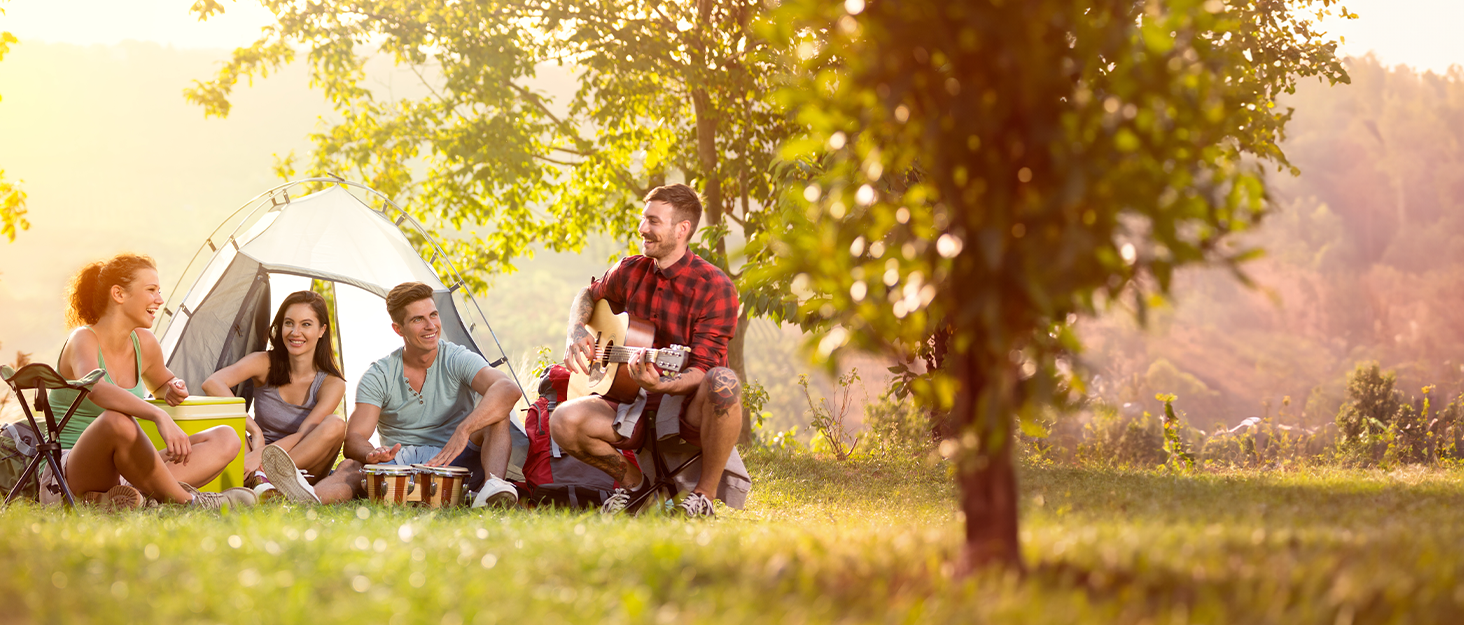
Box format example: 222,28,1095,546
392,297,441,352
639,200,688,260
113,267,163,329
280,302,325,358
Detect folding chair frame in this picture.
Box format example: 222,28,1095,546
3,364,103,509
625,413,703,515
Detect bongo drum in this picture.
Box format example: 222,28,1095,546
411,464,470,508
361,464,415,505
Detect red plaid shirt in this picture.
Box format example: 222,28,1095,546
588,251,739,410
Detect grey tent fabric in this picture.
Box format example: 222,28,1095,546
166,254,267,392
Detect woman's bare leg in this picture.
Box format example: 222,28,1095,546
67,411,194,504
164,425,242,487
272,415,346,479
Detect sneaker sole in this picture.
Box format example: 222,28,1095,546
105,484,144,510
261,446,321,504
474,490,517,508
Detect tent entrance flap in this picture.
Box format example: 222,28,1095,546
165,255,270,394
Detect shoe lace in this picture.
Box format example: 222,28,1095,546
680,493,713,517
600,488,631,514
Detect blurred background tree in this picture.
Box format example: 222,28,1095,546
1082,55,1464,430
185,0,802,440
757,0,1349,572
0,0,29,243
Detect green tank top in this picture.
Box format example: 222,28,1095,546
51,329,147,449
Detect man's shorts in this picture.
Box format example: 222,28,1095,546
383,442,486,490
600,388,702,447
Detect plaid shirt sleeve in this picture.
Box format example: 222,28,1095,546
685,268,740,373
587,257,633,314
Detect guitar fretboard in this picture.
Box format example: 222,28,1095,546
595,346,666,363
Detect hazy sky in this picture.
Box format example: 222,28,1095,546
2,0,1462,73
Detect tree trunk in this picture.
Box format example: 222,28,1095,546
727,308,751,443
691,83,751,441
952,345,1024,574
691,0,750,441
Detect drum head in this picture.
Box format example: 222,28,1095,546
363,464,414,476
413,464,470,477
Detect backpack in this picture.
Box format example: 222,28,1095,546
518,365,637,509
0,422,40,502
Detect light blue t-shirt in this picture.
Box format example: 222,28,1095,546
356,340,490,447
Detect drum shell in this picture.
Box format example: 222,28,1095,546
362,465,415,505
412,464,469,508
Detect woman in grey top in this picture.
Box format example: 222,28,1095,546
203,290,346,499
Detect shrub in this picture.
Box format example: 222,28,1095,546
860,392,934,463
1076,402,1166,469
1335,362,1401,460
799,370,862,461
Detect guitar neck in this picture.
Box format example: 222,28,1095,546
599,346,671,364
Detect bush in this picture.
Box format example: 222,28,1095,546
860,393,933,463
1076,402,1167,469
1335,362,1402,460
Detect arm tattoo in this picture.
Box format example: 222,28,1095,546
708,367,741,417
582,452,629,483
567,289,595,343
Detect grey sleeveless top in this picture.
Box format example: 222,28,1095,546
254,371,328,444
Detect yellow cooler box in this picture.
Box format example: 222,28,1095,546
137,397,247,492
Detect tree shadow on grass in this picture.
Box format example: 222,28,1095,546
1021,465,1464,528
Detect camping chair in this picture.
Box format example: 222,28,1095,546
2,364,105,508
612,405,703,515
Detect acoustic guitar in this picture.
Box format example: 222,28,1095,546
567,300,691,403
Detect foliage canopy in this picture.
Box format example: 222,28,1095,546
756,0,1350,569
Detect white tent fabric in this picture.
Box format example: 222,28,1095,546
155,184,526,478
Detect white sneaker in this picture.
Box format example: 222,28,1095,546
600,487,632,515
471,475,518,508
261,445,320,504
678,492,715,519
253,482,282,501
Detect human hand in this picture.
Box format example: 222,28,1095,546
425,433,468,467
162,377,189,407
364,443,401,464
157,414,192,465
624,348,663,392
243,416,263,452
563,324,597,375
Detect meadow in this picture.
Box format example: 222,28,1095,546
2,449,1461,624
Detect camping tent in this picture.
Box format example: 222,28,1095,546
153,179,527,476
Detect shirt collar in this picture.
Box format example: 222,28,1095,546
655,250,696,280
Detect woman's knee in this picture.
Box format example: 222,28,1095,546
318,414,347,442
197,425,243,457
92,410,140,442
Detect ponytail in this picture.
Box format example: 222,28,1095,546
66,253,157,327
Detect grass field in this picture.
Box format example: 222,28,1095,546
2,452,1462,624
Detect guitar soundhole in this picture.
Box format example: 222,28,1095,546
587,339,613,386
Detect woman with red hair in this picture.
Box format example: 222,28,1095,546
47,253,256,509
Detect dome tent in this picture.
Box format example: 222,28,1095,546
153,179,527,477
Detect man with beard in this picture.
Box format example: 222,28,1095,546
552,183,744,517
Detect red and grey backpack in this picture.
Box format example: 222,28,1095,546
518,364,638,508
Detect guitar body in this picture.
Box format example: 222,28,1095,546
568,300,659,404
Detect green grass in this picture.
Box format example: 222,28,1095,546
3,454,1463,624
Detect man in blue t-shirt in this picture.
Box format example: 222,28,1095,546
261,282,523,507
